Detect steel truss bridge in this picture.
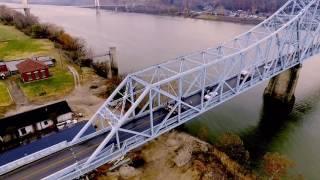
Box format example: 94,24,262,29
19,0,132,9
3,0,320,179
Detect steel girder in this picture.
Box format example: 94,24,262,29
49,0,320,179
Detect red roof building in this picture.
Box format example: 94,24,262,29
16,59,50,83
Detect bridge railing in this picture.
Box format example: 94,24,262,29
0,141,68,176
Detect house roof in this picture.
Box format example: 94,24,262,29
0,101,72,135
16,59,48,74
5,57,54,73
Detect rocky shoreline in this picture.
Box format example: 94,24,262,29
90,131,256,180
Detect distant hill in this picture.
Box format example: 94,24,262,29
1,0,90,5
1,0,287,13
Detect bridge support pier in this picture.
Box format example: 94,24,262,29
263,64,302,114
23,8,30,16
107,47,119,79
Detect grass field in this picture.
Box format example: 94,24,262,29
0,24,53,60
19,67,74,102
0,81,12,106
0,24,77,103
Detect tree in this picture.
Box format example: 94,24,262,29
31,23,50,38
263,152,294,180
216,133,250,166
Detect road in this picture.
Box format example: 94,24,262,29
6,80,29,106
68,66,81,88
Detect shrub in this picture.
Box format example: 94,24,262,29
263,152,294,179
31,23,50,38
92,61,109,78
216,133,250,167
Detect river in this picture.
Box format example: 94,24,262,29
3,3,320,179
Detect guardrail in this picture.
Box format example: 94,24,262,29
0,126,111,176
0,141,68,175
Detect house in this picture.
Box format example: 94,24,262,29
0,101,72,152
16,59,50,83
0,62,9,79
5,56,55,75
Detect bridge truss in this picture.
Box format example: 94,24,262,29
32,0,320,179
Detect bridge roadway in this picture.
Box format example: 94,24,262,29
1,52,301,179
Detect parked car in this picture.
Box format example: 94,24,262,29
57,120,78,130
0,72,6,80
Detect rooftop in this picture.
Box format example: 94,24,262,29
0,100,72,135
16,59,48,74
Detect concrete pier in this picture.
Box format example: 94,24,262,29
23,8,30,16
107,47,119,79
263,65,301,113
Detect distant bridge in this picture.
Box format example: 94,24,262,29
16,0,131,10
2,0,320,179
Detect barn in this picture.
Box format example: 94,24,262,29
16,59,50,83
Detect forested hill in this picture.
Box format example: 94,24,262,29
2,0,287,13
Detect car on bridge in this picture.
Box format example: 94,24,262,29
240,70,252,83
264,61,273,70
165,102,178,115
204,90,218,101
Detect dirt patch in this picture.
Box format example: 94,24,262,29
65,84,105,120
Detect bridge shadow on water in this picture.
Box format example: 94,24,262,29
240,93,316,168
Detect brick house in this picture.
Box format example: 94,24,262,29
16,59,50,83
0,62,9,79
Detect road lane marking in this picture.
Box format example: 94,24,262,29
19,144,99,180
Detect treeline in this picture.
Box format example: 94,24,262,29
0,5,88,63
98,0,287,13
215,0,288,13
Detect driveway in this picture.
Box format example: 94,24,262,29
7,80,29,106
67,66,81,88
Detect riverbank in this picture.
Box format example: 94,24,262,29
194,14,263,25
92,131,256,180
95,6,263,25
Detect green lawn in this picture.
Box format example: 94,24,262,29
0,24,52,60
19,68,74,101
0,81,12,106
